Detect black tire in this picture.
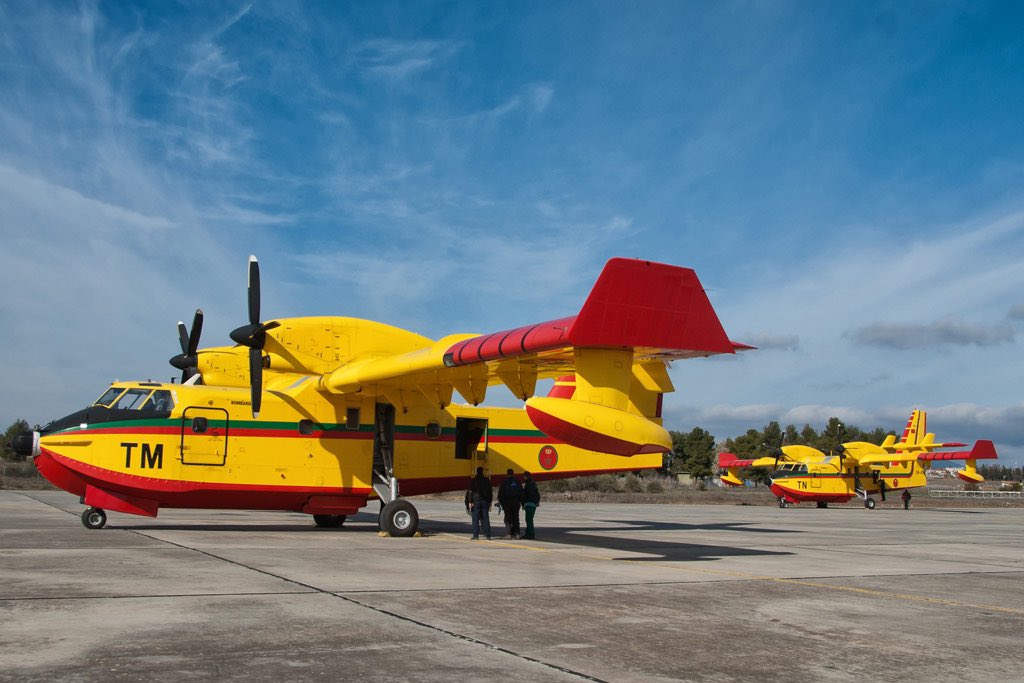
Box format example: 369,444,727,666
82,507,107,529
313,514,346,528
778,498,789,508
865,497,876,510
816,501,829,509
380,499,418,537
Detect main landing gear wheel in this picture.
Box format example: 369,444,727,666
81,507,107,529
313,514,346,528
778,498,790,508
380,499,418,537
864,497,877,510
816,501,829,509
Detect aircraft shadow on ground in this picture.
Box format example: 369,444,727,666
115,513,795,562
419,517,796,562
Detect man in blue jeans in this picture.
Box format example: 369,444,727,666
465,467,493,540
521,471,541,539
498,468,523,539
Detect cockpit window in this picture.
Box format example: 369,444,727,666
114,389,151,410
95,388,125,407
145,390,173,412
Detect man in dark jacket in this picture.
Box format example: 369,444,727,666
498,469,523,539
521,471,541,539
465,467,492,540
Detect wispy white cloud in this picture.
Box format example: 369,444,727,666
0,164,174,232
848,319,1015,349
353,38,462,81
743,332,800,351
528,83,554,113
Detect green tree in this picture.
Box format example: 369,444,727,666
722,428,764,459
762,421,783,450
2,419,31,462
679,427,716,480
818,417,846,454
784,424,800,445
799,424,818,445
863,427,894,446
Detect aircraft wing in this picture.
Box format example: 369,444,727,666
321,258,748,456
719,453,758,469
718,443,837,470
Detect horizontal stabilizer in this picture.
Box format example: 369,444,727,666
917,440,998,462
718,452,757,468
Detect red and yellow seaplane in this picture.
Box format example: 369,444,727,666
718,410,998,509
13,257,748,534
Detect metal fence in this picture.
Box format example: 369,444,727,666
929,489,1023,498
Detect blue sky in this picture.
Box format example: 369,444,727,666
2,1,1023,464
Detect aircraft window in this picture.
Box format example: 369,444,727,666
114,389,151,410
146,390,173,412
797,465,809,474
298,419,317,435
95,388,124,407
346,407,360,430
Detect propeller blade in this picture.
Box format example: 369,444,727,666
177,321,189,354
187,309,204,355
249,347,263,418
247,255,260,325
172,309,205,382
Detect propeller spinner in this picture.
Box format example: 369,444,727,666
229,255,279,418
169,308,204,382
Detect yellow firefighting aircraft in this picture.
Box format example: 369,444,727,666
13,257,750,534
718,410,997,508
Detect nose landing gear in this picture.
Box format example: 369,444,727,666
81,507,107,529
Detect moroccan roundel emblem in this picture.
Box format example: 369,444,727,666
538,445,558,471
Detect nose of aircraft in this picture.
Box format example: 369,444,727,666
11,431,39,458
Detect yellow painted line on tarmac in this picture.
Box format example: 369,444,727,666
432,532,1024,615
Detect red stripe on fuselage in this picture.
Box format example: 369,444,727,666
770,482,854,504
36,448,372,513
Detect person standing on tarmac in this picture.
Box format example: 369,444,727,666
521,471,541,540
465,467,493,540
498,469,523,539
902,489,912,510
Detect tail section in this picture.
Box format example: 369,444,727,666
900,410,926,447
958,440,998,483
718,452,748,487
915,440,998,482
